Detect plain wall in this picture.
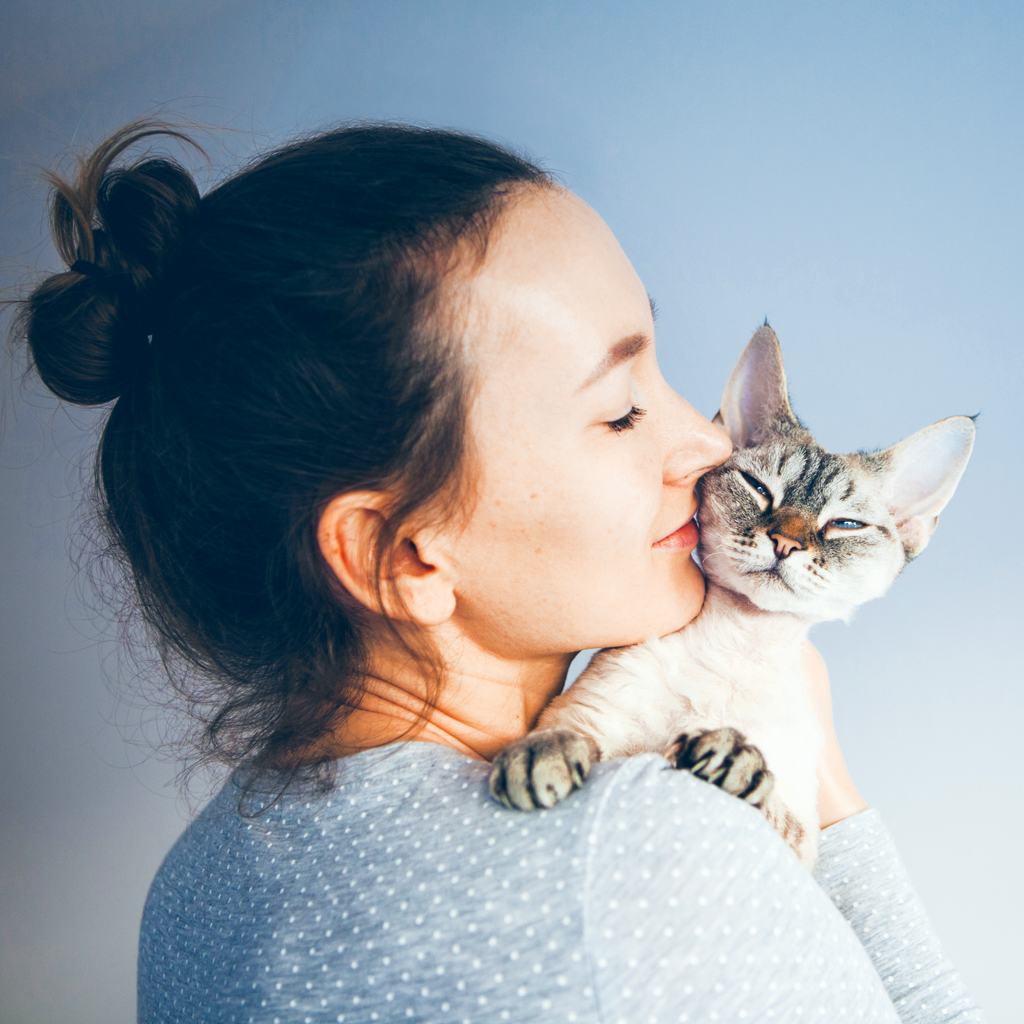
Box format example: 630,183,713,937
1,3,1021,1021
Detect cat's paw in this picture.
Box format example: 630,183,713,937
489,729,600,811
665,727,775,808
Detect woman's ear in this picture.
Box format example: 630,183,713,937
317,492,457,626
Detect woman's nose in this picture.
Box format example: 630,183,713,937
662,397,733,485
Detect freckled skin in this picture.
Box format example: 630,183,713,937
441,188,733,660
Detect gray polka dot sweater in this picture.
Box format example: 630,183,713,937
138,742,984,1023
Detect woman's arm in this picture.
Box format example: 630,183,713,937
801,643,985,1021
815,810,985,1022
583,755,986,1023
582,755,903,1021
800,642,869,827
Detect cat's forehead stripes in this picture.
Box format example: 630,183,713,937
775,447,807,477
783,454,847,508
750,440,854,513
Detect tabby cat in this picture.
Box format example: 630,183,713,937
490,326,975,868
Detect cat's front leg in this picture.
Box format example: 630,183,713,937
666,727,776,808
667,727,818,868
489,728,600,811
490,645,684,811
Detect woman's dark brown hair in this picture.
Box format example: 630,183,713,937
13,118,550,797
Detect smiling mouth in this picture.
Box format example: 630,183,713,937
654,518,699,550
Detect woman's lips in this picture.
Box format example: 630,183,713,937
653,518,699,550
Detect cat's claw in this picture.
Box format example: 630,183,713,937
490,728,600,811
666,727,775,808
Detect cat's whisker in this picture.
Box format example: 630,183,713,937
698,549,734,573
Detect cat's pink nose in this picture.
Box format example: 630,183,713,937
770,533,806,559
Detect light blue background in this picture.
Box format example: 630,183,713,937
2,3,1020,1022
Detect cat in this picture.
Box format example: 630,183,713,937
489,325,975,868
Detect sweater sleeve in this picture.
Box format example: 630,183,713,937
814,809,986,1023
581,755,903,1023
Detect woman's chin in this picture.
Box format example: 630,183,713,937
576,556,706,649
649,556,706,638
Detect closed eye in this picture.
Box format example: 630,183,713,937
828,519,868,530
738,471,773,506
607,405,647,433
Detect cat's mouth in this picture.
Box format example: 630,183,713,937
741,565,796,593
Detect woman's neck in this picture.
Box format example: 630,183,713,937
315,626,573,763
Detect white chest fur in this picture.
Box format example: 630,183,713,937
538,583,823,864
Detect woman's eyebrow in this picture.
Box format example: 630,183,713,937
577,331,651,392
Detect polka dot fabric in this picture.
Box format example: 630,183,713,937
813,813,984,1023
138,743,983,1023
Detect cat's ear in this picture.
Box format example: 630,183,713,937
714,326,800,448
876,415,976,559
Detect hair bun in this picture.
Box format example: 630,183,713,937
22,122,203,406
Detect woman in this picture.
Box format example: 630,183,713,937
18,120,983,1023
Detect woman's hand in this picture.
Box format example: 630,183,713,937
801,642,869,829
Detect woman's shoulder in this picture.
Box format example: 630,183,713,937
140,743,837,1023
149,741,791,882
143,742,791,941
142,741,803,954
582,750,801,877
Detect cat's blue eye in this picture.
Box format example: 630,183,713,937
607,406,647,433
739,471,772,502
830,519,867,530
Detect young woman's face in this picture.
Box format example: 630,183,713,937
441,187,732,660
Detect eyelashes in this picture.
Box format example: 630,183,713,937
607,405,647,433
737,469,773,511
739,471,772,503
